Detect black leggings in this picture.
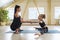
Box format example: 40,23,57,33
10,23,22,31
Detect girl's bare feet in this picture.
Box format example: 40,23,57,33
35,33,41,36
34,33,41,39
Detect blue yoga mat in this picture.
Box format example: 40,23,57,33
6,30,38,33
47,30,60,33
6,30,60,34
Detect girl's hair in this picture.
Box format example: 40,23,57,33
14,5,20,13
39,14,46,19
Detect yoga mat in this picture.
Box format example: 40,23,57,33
6,30,60,34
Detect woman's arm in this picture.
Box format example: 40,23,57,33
21,20,31,23
20,17,31,23
20,17,40,23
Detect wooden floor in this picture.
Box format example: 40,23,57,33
0,25,60,40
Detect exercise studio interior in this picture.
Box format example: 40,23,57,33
0,0,60,40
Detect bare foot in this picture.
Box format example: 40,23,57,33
35,33,41,36
34,33,41,39
34,27,36,28
14,29,19,34
14,31,19,34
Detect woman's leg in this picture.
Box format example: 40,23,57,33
15,23,22,34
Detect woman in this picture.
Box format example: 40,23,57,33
10,5,31,34
10,5,22,33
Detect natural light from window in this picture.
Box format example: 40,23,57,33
54,7,60,19
29,7,44,19
7,8,21,20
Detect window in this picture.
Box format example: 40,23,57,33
54,7,60,19
29,7,44,19
0,0,13,7
7,8,21,19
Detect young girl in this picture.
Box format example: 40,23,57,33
38,14,46,28
35,14,48,35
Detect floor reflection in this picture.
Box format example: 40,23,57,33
11,34,26,40
0,26,60,40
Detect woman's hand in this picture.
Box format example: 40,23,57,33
20,18,38,23
21,20,32,23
